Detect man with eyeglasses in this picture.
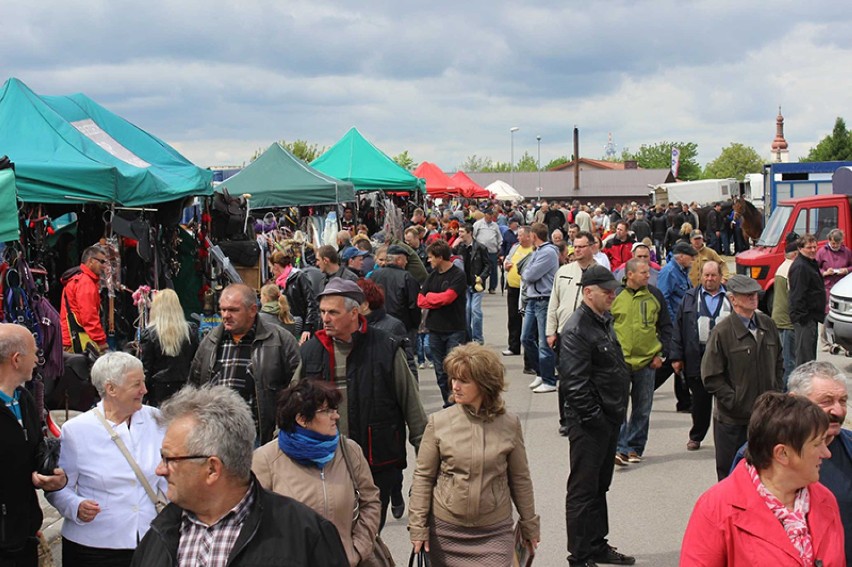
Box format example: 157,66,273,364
132,385,348,567
60,244,109,354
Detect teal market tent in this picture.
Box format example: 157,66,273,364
0,78,212,206
311,127,425,193
0,168,20,241
218,143,355,208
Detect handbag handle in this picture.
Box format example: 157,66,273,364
93,408,163,510
337,435,361,521
408,549,430,567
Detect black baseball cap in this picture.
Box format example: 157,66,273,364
580,264,620,290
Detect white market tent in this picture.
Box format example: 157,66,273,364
486,179,524,202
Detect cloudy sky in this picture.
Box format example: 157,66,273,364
3,1,851,172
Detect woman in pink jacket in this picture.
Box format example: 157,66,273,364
681,392,845,566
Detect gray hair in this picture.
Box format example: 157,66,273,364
0,324,30,363
343,297,361,312
159,385,255,481
787,361,848,396
222,283,257,309
81,245,106,263
90,352,144,396
828,228,844,243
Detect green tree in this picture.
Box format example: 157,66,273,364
545,155,569,170
460,154,494,172
393,150,415,171
484,161,512,173
251,139,326,162
802,117,852,162
703,143,764,180
624,141,701,180
516,151,539,172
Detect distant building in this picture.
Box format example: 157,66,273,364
771,107,789,163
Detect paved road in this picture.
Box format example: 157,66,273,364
41,287,852,566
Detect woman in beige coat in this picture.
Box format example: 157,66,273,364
253,380,381,567
409,343,540,566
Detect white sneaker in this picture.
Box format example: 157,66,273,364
528,376,543,389
532,383,557,393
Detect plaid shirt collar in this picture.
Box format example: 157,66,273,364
177,480,256,567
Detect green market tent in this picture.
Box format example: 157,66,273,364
311,127,425,193
218,143,354,208
0,168,20,241
0,78,212,207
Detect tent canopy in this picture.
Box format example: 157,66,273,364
0,168,19,241
414,162,458,198
311,127,425,193
486,180,524,202
0,78,212,207
218,143,355,208
450,171,490,199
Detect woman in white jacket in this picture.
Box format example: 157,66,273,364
46,352,166,567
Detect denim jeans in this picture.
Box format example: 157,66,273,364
617,365,656,456
779,328,796,389
416,331,430,364
487,251,499,291
466,288,484,343
428,330,466,404
521,298,555,386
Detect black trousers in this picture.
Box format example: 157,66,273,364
372,467,404,531
0,537,38,567
686,376,713,443
506,286,523,354
61,538,134,567
654,360,692,411
794,319,818,366
713,419,748,481
565,417,619,561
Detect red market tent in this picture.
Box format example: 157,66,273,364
413,162,458,198
450,171,491,198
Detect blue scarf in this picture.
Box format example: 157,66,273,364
278,425,339,469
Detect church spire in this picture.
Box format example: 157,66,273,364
771,106,789,162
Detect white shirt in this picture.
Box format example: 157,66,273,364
46,402,166,549
593,251,612,271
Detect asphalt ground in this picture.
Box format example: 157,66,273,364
40,277,852,566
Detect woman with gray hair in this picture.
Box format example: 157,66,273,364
46,351,166,567
816,229,852,350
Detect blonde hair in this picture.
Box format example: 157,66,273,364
443,343,506,420
260,284,295,325
679,222,693,236
148,289,191,357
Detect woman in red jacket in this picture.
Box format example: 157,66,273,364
681,392,845,566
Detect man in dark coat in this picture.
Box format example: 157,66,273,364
788,233,826,366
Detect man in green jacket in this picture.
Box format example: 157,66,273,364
611,259,672,466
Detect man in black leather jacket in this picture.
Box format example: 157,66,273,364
558,266,635,567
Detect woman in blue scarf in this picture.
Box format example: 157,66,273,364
252,380,381,567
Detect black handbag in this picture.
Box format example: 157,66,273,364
35,437,61,476
407,549,430,567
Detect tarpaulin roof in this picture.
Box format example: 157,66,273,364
414,162,458,198
450,171,490,199
485,180,524,202
311,127,425,193
0,168,20,241
0,78,212,206
218,143,355,208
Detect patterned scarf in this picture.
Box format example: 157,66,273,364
746,463,813,565
278,425,339,469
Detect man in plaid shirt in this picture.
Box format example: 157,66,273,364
132,385,347,566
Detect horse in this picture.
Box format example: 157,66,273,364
733,199,763,241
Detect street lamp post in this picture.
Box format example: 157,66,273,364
536,134,542,202
510,127,519,189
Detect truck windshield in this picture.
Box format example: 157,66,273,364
756,206,792,247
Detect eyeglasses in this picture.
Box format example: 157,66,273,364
573,244,589,249
315,407,340,415
160,452,210,467
93,258,107,264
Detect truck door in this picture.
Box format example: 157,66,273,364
791,205,839,240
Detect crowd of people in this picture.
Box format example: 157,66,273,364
1,195,851,567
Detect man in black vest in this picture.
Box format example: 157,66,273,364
669,261,732,452
296,278,426,528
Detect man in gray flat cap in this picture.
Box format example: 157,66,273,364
296,278,426,529
701,274,783,480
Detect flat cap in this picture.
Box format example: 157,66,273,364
317,278,366,304
672,242,698,257
580,264,620,290
387,244,409,256
726,274,762,295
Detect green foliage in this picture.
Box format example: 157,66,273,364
393,150,415,171
703,143,764,180
623,141,701,180
545,155,569,170
802,117,852,162
516,151,539,172
251,139,326,163
460,154,493,172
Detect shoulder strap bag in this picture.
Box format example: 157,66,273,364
339,435,395,567
93,408,167,513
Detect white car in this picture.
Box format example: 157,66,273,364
825,272,852,355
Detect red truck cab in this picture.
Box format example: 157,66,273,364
735,193,852,306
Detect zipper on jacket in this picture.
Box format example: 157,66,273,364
1,503,6,542
320,470,329,518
